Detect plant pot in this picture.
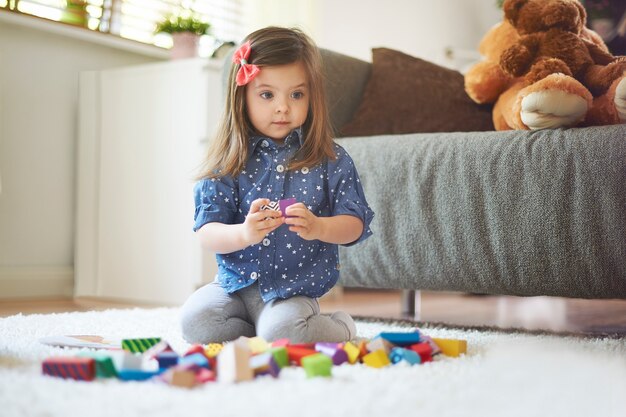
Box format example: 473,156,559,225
170,33,200,60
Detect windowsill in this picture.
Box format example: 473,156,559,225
0,9,169,59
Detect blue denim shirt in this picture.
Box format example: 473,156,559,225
193,129,374,302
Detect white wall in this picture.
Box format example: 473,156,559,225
0,16,165,298
243,0,503,68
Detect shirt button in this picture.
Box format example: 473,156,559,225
250,272,258,280
261,140,269,147
276,164,285,173
301,167,309,174
262,238,271,246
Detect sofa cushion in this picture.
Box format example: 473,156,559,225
340,48,494,136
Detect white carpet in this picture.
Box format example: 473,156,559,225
1,308,625,417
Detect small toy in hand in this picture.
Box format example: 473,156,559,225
261,198,297,218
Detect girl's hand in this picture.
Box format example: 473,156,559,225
284,203,322,241
242,198,284,246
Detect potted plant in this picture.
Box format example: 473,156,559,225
155,13,211,59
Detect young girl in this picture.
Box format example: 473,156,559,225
180,27,374,344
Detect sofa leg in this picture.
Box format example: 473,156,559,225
401,290,421,319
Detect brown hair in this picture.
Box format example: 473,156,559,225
198,27,335,179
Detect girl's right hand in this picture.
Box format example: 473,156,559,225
242,198,284,246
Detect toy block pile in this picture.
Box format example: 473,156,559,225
41,331,467,387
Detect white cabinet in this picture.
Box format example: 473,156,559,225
76,58,222,305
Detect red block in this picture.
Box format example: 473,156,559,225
408,342,433,362
184,344,206,357
286,346,317,366
42,357,96,381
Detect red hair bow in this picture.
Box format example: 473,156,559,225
233,41,260,86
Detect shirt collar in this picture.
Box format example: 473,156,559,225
248,127,304,153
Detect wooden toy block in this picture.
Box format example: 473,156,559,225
249,352,280,378
179,353,210,369
42,357,96,381
389,347,421,366
289,343,316,349
121,337,162,353
77,352,118,378
315,342,349,365
366,337,394,354
357,340,369,359
155,351,179,369
279,198,297,216
408,342,433,362
301,353,332,378
119,352,144,370
343,342,361,364
217,342,253,383
285,346,317,366
204,343,223,358
117,369,160,381
170,369,197,388
268,347,289,368
362,349,391,368
261,201,280,213
432,338,467,357
271,338,290,347
379,331,421,346
248,336,270,354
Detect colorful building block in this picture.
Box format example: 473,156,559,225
184,344,206,357
379,331,421,346
217,342,253,383
343,342,361,364
195,368,216,383
155,351,179,369
432,338,467,357
249,352,280,378
204,343,223,358
271,338,290,347
42,357,96,381
279,198,297,216
315,342,349,365
170,369,197,388
389,347,421,365
286,346,317,366
77,352,118,378
420,333,441,355
117,369,160,381
366,337,394,354
144,340,174,358
248,336,270,354
268,347,289,368
179,353,210,369
408,342,433,362
301,353,332,378
362,349,391,368
121,337,162,353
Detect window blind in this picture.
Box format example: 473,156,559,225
1,0,244,55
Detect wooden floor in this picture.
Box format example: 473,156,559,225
2,289,626,336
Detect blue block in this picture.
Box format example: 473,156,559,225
379,331,421,346
389,347,421,366
179,353,209,369
156,351,179,369
117,369,161,381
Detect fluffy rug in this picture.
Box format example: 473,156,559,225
1,308,625,417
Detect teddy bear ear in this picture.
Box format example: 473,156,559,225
503,0,529,26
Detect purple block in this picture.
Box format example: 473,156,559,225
279,198,297,217
315,342,348,365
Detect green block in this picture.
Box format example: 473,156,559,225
301,353,332,378
121,337,161,353
77,352,118,378
268,347,289,368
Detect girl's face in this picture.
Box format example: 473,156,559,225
245,61,310,142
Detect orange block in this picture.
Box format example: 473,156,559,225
286,346,317,366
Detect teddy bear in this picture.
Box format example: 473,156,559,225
465,0,626,130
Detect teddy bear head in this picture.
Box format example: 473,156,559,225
503,0,587,36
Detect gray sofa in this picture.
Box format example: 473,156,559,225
321,50,626,300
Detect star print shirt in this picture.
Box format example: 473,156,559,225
193,129,374,302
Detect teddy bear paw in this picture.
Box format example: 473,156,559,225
614,77,626,123
520,90,588,129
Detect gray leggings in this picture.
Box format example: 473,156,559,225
180,280,356,344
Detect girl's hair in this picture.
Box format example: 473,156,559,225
198,26,335,179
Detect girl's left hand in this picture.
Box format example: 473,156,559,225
284,202,322,240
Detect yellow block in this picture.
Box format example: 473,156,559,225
248,337,270,354
362,349,391,368
204,343,223,358
343,342,360,364
432,338,467,357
